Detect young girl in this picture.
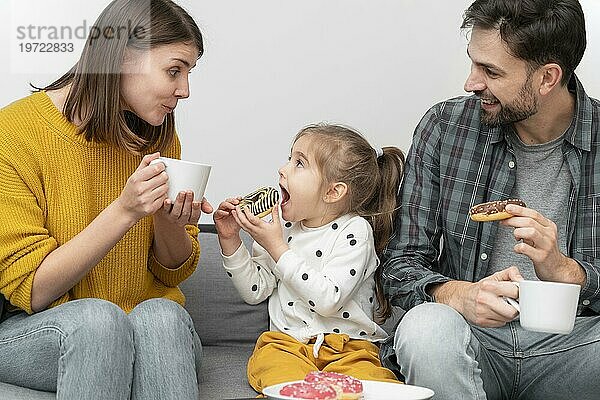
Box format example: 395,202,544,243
213,123,405,392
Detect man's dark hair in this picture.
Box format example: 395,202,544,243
462,0,586,85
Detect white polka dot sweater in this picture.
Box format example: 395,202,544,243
222,214,389,343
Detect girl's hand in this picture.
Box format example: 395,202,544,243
233,203,288,262
155,192,213,227
116,152,169,222
213,198,242,239
214,198,244,256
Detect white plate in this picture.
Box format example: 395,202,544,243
263,380,434,400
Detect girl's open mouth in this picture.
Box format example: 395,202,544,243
280,185,290,205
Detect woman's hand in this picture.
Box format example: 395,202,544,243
116,152,169,223
232,203,288,262
149,169,213,268
155,192,213,227
151,194,213,268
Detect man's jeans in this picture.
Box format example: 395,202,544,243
392,302,600,400
0,298,202,400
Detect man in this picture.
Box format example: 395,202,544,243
381,0,600,399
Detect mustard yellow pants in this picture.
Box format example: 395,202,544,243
247,331,400,393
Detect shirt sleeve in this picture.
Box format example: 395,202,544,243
272,219,376,317
573,257,600,313
222,241,277,305
381,105,451,310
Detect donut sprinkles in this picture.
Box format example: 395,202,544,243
279,371,364,400
304,371,363,399
279,381,339,400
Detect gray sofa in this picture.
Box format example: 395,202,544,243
0,224,400,399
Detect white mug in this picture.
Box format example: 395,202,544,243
149,157,211,201
505,280,581,335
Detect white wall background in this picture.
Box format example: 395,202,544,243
1,0,599,223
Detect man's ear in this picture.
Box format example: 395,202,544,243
538,63,563,96
324,182,348,203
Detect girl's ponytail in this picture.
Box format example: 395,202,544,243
371,146,405,255
370,146,405,322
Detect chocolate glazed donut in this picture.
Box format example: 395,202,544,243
239,186,280,218
469,199,527,222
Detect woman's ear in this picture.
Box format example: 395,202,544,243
324,182,348,203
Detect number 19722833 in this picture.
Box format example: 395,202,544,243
19,42,74,52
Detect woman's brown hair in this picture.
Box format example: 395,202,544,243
294,123,405,322
35,0,203,154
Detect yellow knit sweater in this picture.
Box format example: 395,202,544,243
0,92,200,314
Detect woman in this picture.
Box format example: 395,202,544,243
0,1,211,399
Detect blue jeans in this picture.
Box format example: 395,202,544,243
391,303,600,400
0,298,202,400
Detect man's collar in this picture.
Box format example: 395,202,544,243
566,74,593,152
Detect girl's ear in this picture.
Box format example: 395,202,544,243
324,182,348,203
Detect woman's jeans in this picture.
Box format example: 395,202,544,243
0,298,202,400
393,302,600,400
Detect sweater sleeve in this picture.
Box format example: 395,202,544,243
0,157,70,314
148,224,200,287
222,241,277,305
146,133,201,286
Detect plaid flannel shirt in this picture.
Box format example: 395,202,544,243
382,75,600,316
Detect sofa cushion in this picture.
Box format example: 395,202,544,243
0,382,54,400
198,345,256,399
181,225,269,347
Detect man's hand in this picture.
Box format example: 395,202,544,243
502,203,586,286
432,267,523,327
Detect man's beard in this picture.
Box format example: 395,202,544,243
480,74,538,126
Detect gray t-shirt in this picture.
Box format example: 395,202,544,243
487,130,571,280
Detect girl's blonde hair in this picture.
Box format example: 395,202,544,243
294,123,405,322
35,0,203,154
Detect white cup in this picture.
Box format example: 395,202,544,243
505,280,581,335
149,157,211,201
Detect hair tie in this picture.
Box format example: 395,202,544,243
374,147,384,158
